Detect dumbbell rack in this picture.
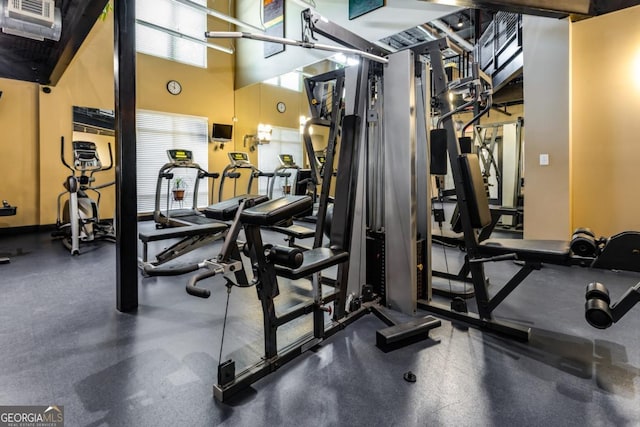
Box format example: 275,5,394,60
1,200,17,264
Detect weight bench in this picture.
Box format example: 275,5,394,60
420,154,575,341
459,154,572,267
140,195,271,275
204,194,269,221
139,222,228,274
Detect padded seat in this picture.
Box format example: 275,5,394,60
139,223,227,243
240,195,313,226
275,247,348,280
480,239,571,264
204,195,269,221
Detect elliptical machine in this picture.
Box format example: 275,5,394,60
54,137,116,255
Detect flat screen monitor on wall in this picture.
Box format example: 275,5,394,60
212,123,233,141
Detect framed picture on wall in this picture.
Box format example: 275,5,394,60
263,0,285,58
349,0,384,20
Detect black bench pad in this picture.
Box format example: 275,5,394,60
204,195,269,221
271,224,316,239
139,223,228,243
241,195,313,226
275,247,348,280
480,239,571,264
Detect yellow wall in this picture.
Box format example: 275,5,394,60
0,78,39,227
571,5,640,236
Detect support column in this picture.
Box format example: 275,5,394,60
383,49,418,315
114,0,138,312
522,16,570,239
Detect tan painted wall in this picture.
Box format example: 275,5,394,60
0,78,39,227
571,5,640,236
2,3,236,228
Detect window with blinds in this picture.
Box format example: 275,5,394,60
136,0,207,68
137,110,210,214
257,127,303,197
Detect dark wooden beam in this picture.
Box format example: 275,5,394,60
114,0,138,312
48,0,109,85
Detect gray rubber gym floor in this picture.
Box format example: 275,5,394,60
0,226,639,426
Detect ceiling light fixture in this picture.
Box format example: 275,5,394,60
457,16,464,28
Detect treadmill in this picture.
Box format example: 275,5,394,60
153,149,220,228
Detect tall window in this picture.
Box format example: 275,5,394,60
136,0,207,68
263,72,302,92
137,110,210,213
257,127,303,196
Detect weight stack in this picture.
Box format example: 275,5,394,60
366,232,385,305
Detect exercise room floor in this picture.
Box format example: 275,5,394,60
1,226,639,426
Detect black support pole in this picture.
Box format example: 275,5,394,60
114,0,138,312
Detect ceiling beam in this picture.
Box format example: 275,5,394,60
418,0,591,18
47,0,109,85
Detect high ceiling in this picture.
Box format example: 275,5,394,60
0,0,107,85
0,0,638,86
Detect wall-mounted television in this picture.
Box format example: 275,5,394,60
212,123,233,141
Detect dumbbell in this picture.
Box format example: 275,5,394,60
571,227,598,257
584,282,613,329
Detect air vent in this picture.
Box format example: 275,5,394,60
0,0,61,41
7,0,54,27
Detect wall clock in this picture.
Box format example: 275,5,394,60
276,101,286,113
167,80,182,95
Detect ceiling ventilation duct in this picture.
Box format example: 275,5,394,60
0,0,62,41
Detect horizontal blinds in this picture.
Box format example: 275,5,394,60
257,127,303,196
136,0,207,67
137,110,209,214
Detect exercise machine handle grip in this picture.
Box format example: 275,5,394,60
185,268,218,298
200,171,220,179
255,171,275,178
102,143,114,171
186,285,211,298
60,136,74,173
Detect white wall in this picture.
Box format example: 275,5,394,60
522,16,571,239
235,0,458,88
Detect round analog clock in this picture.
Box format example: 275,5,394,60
276,101,286,113
167,80,182,95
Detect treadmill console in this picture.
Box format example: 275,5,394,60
228,152,252,167
278,154,296,167
167,149,194,166
72,141,102,171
